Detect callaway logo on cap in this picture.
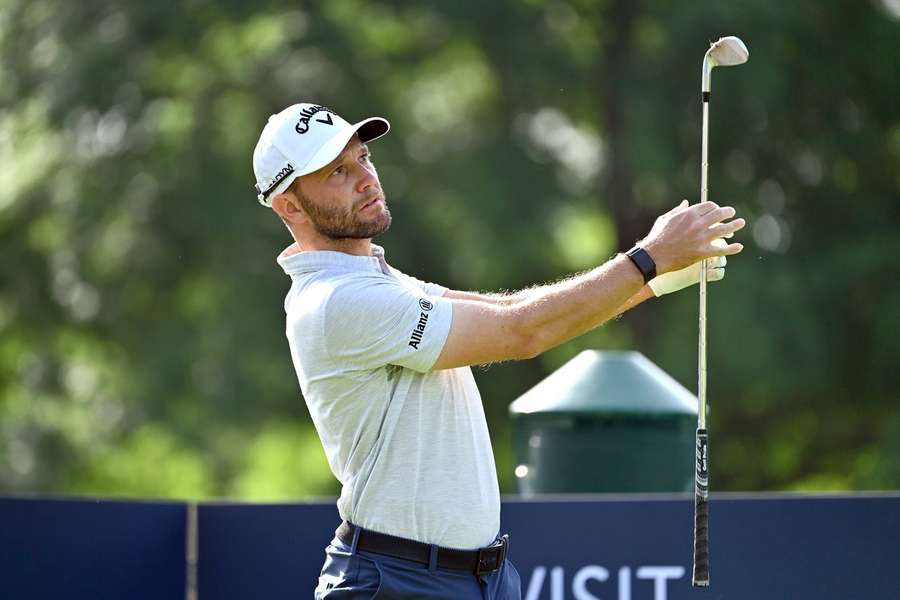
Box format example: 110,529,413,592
252,103,390,207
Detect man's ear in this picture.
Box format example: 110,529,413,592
271,191,308,225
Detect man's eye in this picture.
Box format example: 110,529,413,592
331,166,345,176
361,153,372,162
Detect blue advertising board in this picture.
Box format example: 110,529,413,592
0,496,186,600
2,494,898,599
197,501,339,599
196,494,900,600
500,494,900,599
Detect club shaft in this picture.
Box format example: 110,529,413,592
692,93,712,589
698,100,709,430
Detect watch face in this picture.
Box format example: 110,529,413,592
627,247,656,283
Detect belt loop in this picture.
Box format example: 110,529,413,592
350,523,362,555
427,544,439,573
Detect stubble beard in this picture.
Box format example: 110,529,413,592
298,191,392,240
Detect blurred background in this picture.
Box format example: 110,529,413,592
1,0,898,502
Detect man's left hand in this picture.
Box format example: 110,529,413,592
648,242,727,297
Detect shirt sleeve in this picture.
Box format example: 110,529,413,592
323,275,452,373
388,267,449,298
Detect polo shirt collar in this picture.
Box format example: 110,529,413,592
277,243,388,276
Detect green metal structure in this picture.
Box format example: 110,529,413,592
510,350,698,494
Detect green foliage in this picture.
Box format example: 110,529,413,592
65,424,216,499
1,0,898,501
228,422,337,500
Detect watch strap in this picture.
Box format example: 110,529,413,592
626,246,657,284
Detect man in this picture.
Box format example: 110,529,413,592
252,103,744,599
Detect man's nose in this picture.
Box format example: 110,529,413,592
356,164,378,193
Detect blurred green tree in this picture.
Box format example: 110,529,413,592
0,0,898,500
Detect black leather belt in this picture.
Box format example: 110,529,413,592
335,521,509,576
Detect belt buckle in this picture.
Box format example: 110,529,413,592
475,534,508,576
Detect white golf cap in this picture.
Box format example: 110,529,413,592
252,103,390,206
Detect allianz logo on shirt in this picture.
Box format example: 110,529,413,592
524,564,686,600
408,299,434,349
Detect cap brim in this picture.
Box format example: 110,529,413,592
356,117,390,143
299,117,390,177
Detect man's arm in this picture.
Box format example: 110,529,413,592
445,284,656,317
433,255,649,369
431,200,745,370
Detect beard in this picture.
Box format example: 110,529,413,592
297,190,392,240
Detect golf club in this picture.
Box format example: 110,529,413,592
693,35,749,589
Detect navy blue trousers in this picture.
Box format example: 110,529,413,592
315,534,522,600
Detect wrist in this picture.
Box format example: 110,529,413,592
625,246,657,284
639,240,671,274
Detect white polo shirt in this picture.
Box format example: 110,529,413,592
278,243,501,550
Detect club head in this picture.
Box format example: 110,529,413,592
707,36,749,67
701,36,749,92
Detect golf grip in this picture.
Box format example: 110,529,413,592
692,428,710,586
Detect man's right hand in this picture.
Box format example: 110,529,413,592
640,200,745,274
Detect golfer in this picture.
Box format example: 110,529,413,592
252,103,745,599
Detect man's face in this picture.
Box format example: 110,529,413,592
292,136,391,240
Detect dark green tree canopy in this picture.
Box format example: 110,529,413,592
1,0,899,498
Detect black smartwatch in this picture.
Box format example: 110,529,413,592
625,246,657,284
